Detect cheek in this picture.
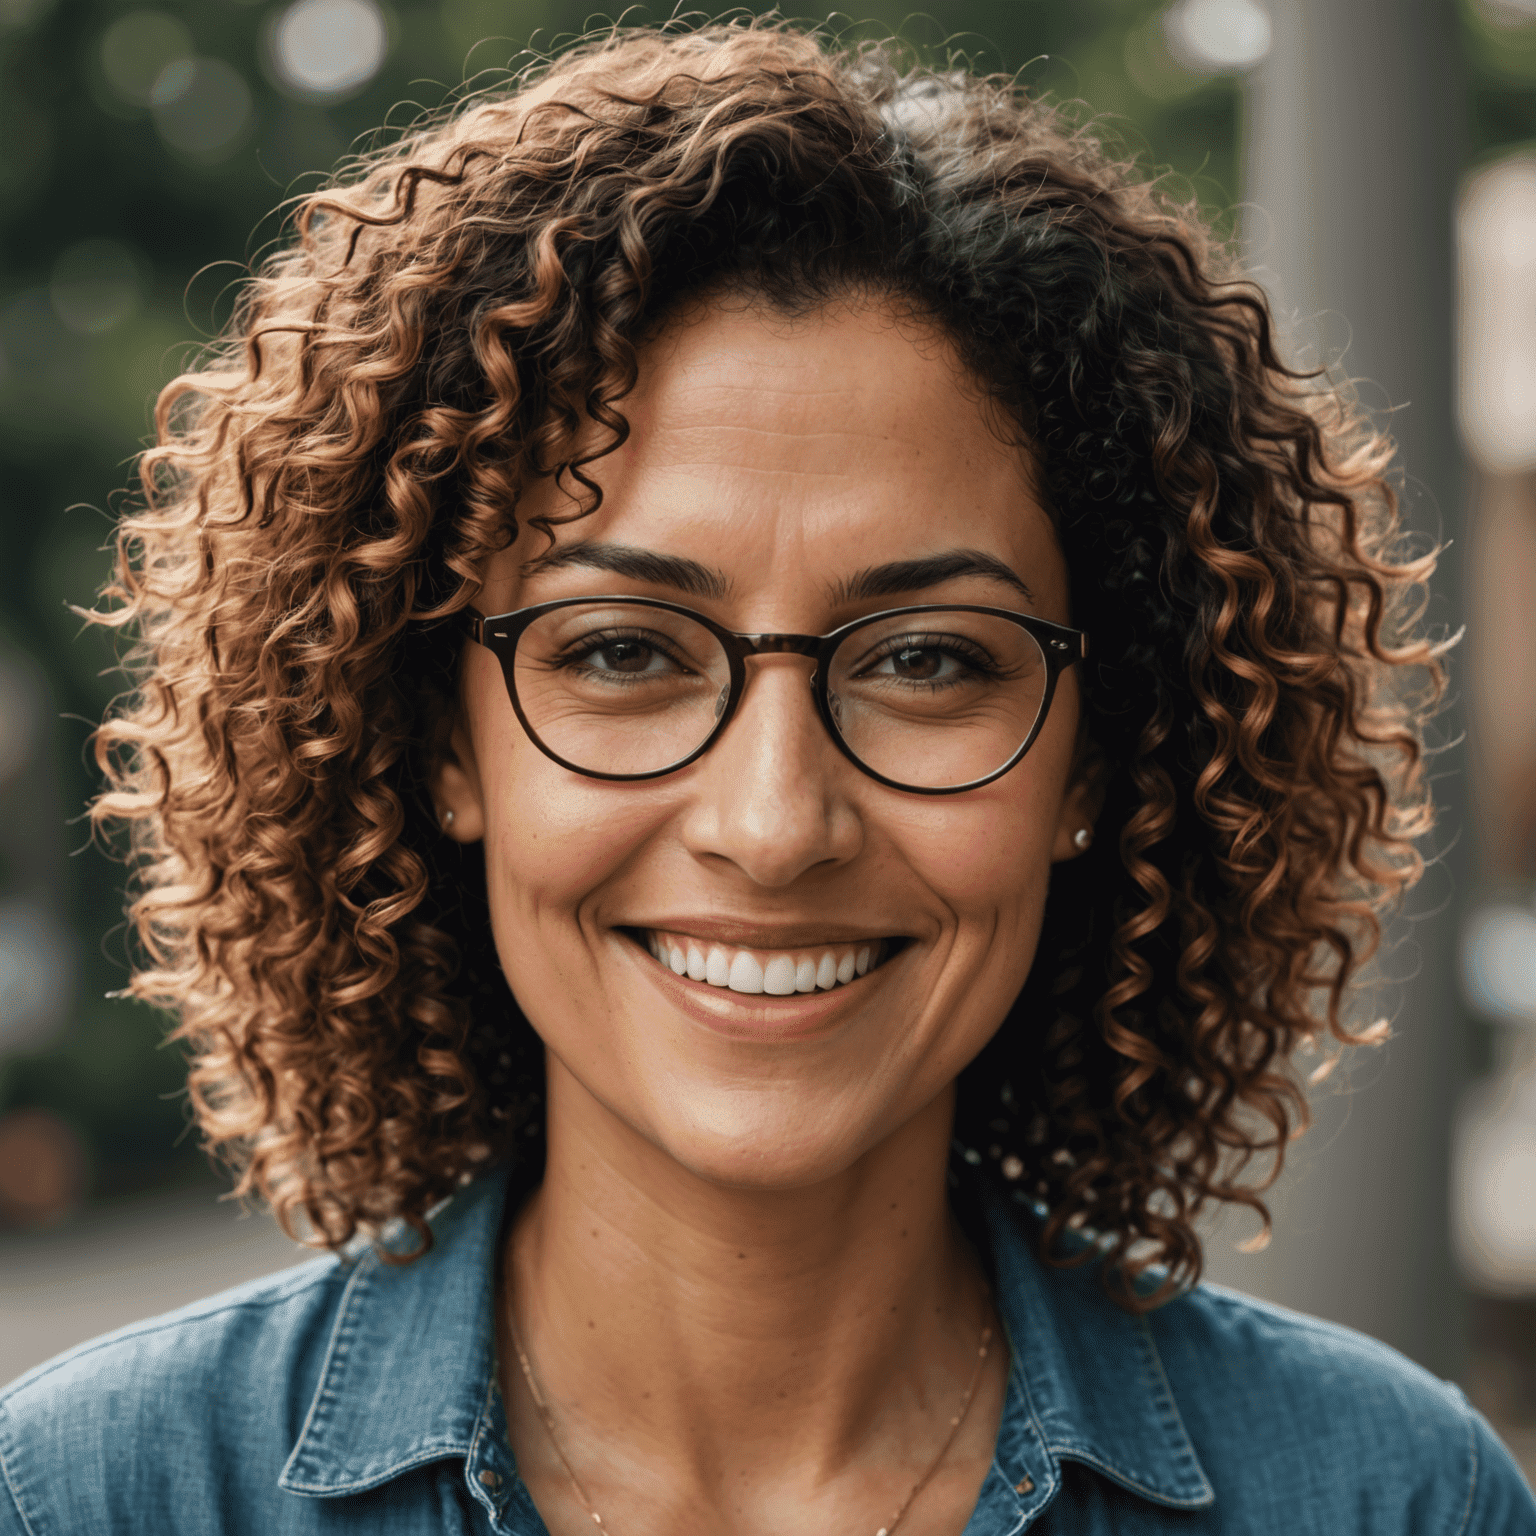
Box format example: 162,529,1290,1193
484,762,664,938
891,763,1065,936
907,802,1050,909
912,806,1055,1054
466,666,664,960
478,763,675,1058
886,734,1077,1051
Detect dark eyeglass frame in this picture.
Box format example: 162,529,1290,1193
462,597,1090,796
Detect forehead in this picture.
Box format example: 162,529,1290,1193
488,298,1062,615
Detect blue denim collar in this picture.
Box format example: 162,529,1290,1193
977,1179,1214,1516
276,1163,1213,1525
276,1171,516,1526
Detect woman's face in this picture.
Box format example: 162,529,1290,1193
438,297,1093,1190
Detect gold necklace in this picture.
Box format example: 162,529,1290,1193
509,1294,994,1536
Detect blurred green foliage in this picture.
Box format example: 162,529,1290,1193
0,0,1525,1203
1464,0,1536,158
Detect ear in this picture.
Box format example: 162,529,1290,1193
1050,736,1109,864
429,708,487,844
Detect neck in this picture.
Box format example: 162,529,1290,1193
502,1059,990,1499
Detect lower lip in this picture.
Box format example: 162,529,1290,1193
625,936,899,1040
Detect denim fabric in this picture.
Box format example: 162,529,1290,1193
2,1163,1532,1534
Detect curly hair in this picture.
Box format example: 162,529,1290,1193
91,20,1443,1308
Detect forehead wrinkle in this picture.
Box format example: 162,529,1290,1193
640,422,909,460
670,379,863,400
667,422,890,441
636,458,856,482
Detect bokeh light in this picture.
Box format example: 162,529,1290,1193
1465,902,1536,1024
1456,1071,1536,1294
150,57,255,160
49,240,144,336
1164,0,1272,74
1476,0,1536,26
98,10,193,107
0,0,52,30
267,0,388,101
1459,155,1536,474
0,1109,86,1227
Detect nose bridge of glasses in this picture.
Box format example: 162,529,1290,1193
719,639,834,770
737,633,823,659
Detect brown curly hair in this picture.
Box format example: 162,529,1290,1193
91,19,1443,1308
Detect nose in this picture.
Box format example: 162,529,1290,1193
677,654,864,888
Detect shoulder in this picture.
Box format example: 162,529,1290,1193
980,1178,1536,1531
1149,1281,1535,1533
0,1252,352,1535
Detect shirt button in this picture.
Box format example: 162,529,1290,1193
1014,1475,1035,1494
479,1470,502,1490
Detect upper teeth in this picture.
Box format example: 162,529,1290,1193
643,931,882,995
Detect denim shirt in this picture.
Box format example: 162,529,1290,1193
2,1164,1532,1534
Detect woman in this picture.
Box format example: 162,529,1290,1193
1,22,1530,1534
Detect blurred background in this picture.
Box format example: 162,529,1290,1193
0,0,1532,1476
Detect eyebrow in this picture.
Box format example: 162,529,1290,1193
832,549,1035,606
523,541,731,600
524,541,1034,606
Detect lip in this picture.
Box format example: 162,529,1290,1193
621,928,905,1041
624,917,901,950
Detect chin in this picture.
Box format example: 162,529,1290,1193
631,1082,921,1193
668,1140,875,1195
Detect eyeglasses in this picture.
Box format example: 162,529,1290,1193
462,597,1088,796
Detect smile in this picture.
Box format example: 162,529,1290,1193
635,929,897,996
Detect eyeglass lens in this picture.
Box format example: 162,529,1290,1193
510,602,1050,791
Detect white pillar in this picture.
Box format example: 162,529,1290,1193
1199,0,1467,1379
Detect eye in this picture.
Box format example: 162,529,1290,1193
883,644,957,681
560,629,693,679
860,635,996,686
587,640,662,674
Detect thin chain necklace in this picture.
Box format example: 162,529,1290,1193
509,1293,994,1536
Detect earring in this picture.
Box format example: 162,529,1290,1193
1073,828,1092,851
441,809,455,830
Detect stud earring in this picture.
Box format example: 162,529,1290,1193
1073,828,1092,851
441,809,455,830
